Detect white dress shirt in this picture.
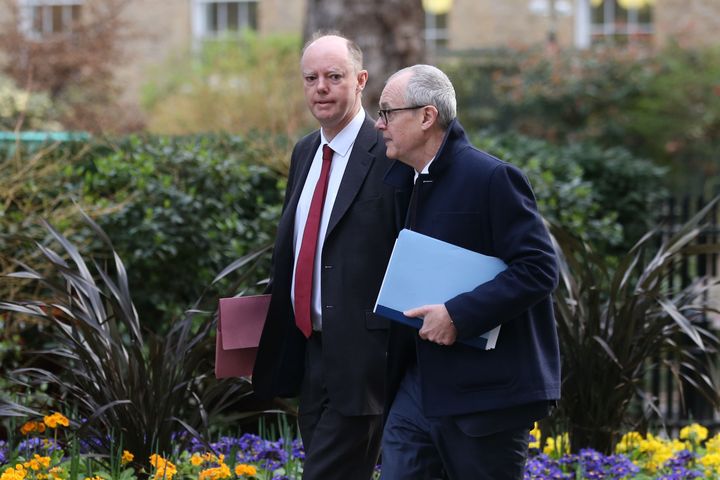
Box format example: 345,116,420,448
291,109,366,331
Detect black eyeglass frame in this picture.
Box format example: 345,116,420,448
377,105,426,124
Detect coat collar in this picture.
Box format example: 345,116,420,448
427,118,469,177
384,118,469,187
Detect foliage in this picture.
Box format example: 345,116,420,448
142,32,313,143
0,0,141,133
527,422,720,478
473,131,667,256
5,417,720,479
0,141,113,393
0,75,62,131
0,214,270,469
550,197,720,454
73,134,284,328
446,45,720,192
0,135,284,332
621,46,720,187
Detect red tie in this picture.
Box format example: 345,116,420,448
294,144,334,338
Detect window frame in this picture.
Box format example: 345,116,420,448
191,0,259,41
18,0,83,38
575,0,653,48
424,11,449,54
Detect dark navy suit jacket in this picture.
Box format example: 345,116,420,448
385,119,561,421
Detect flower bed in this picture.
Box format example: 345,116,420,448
2,414,720,479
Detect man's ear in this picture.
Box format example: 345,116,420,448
356,70,369,91
420,106,439,131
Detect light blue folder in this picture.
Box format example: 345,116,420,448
373,229,507,350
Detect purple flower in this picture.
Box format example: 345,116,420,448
0,440,7,465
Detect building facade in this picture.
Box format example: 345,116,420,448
1,0,719,107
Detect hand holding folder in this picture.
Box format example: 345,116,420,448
374,229,507,350
215,294,270,378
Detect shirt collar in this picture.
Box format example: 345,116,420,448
414,157,435,182
320,109,365,158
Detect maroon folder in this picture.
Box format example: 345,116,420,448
215,294,271,378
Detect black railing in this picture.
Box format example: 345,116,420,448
647,194,720,433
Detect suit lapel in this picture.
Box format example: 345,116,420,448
325,118,377,239
277,132,320,254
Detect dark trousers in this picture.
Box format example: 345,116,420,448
298,332,383,480
380,367,530,480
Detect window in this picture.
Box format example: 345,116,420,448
192,0,258,39
589,0,653,44
19,0,83,37
424,11,449,53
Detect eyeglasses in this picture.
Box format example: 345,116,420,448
377,105,426,124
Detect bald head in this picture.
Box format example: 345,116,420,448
300,34,368,140
302,34,363,73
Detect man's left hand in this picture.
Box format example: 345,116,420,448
404,304,457,346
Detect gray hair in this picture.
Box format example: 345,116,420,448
302,30,363,73
389,64,457,130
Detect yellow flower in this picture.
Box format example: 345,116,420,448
234,464,257,477
20,422,36,436
48,467,65,480
19,421,46,436
1,465,28,480
699,452,720,476
543,433,570,458
149,454,177,480
706,433,720,453
83,476,104,480
23,454,52,472
616,431,643,454
121,451,134,465
190,454,204,467
528,422,541,449
43,413,70,429
198,463,231,480
680,423,708,445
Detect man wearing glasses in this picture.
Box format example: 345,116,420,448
376,65,560,479
251,33,412,480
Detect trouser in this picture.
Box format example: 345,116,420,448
380,367,530,480
298,332,383,480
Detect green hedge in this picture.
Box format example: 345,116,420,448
1,135,285,332
474,131,667,256
1,130,664,334
444,45,720,192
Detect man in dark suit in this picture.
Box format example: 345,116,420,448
376,64,561,479
251,33,411,480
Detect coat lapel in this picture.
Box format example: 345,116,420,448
325,118,377,239
277,132,320,252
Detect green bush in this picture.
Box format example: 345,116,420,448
0,214,268,465
0,74,63,131
446,45,720,192
472,131,667,256
71,134,284,329
1,134,284,333
142,32,314,142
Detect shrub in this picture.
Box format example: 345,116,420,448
0,214,268,467
1,135,285,332
550,197,720,453
446,45,720,192
142,32,314,141
71,134,284,329
472,131,667,256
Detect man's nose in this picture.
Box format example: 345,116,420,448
317,77,329,92
374,116,385,130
